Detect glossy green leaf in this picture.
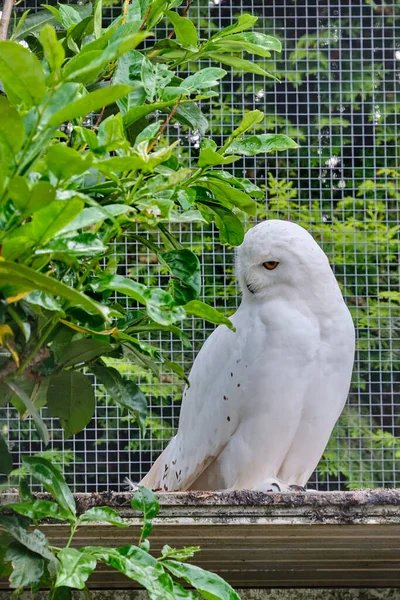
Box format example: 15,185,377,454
5,543,45,589
174,103,208,135
83,547,174,598
47,371,96,439
78,507,129,527
0,41,46,107
60,339,115,368
166,11,198,48
12,10,59,41
207,171,264,198
62,49,105,84
55,548,97,589
0,96,25,156
48,85,132,127
182,68,226,92
36,233,107,256
7,381,49,446
196,180,256,216
0,432,12,475
210,13,258,38
160,545,200,561
227,110,264,140
0,260,112,320
22,456,76,516
227,31,281,52
59,204,130,234
123,99,178,127
184,300,234,330
131,486,159,519
207,53,277,79
39,24,65,73
0,515,58,567
163,560,241,600
91,364,147,434
225,133,300,156
162,249,201,297
197,146,240,168
47,145,93,180
6,499,70,522
25,290,63,312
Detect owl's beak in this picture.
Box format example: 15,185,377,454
246,282,256,294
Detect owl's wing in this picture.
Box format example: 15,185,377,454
140,319,240,491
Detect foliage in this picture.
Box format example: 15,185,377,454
0,456,241,599
0,0,297,475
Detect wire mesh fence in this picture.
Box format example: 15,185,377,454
2,0,399,491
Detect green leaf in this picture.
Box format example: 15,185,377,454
6,499,70,522
0,41,46,107
22,456,76,516
206,53,276,79
182,67,226,92
5,543,45,589
131,487,159,540
163,560,241,600
174,103,208,135
90,364,147,434
197,144,240,168
166,11,198,49
0,260,112,321
210,13,258,38
48,85,132,127
59,204,130,234
184,300,234,330
83,547,174,598
225,133,299,156
62,49,106,84
196,180,256,216
47,145,93,180
0,515,58,569
227,110,264,140
123,99,178,127
162,249,201,297
3,199,84,259
6,382,49,446
60,339,115,367
47,371,96,439
12,10,59,41
201,201,244,245
207,171,264,198
26,290,63,312
160,545,200,561
36,233,107,256
0,96,25,156
0,432,12,475
78,507,129,528
227,32,281,53
39,24,65,73
55,548,96,589
22,456,76,517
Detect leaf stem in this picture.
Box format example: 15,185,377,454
147,95,183,153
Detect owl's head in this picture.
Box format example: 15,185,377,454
236,220,332,299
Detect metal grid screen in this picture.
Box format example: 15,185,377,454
3,0,400,491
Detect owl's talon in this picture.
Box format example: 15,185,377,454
289,484,306,492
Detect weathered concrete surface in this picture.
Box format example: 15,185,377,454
0,590,399,599
1,490,400,589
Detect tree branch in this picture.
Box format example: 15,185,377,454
147,95,182,153
0,0,14,41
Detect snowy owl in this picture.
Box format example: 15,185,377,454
140,220,355,492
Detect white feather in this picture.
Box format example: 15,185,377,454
140,220,355,492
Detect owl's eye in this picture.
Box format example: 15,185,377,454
263,261,279,271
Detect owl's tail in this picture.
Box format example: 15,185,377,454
139,443,172,490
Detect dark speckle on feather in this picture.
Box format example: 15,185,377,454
237,383,240,387
227,416,231,422
175,472,179,479
230,372,233,377
172,460,177,465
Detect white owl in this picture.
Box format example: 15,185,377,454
140,220,355,492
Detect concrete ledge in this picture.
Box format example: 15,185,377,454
1,490,400,589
